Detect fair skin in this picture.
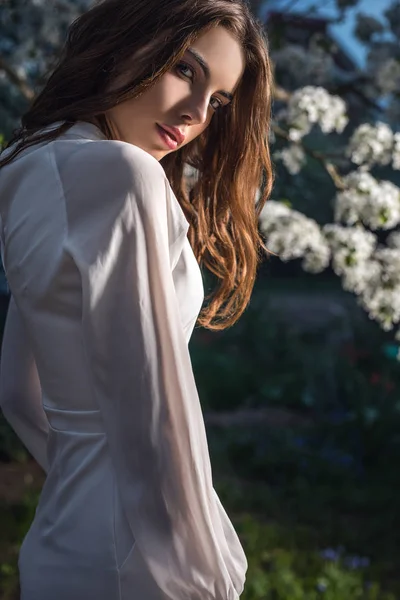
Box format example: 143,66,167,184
104,25,245,161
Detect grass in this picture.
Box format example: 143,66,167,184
208,423,400,599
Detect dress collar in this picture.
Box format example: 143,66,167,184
44,120,107,141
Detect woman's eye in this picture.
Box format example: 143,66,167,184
210,97,223,111
176,62,195,81
176,62,224,112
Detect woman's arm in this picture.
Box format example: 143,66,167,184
0,295,49,473
64,142,247,600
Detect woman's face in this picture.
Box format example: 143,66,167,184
104,25,245,161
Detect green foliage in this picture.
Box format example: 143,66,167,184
192,276,400,440
238,516,395,600
0,417,29,463
190,277,400,598
235,514,395,600
0,490,38,599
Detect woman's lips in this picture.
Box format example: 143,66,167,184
156,124,178,150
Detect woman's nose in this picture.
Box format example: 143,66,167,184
181,94,209,126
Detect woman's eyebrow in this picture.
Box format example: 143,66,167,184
186,48,234,102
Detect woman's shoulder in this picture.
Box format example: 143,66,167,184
59,138,188,263
56,138,171,224
62,138,166,189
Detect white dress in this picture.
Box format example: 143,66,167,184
0,122,247,600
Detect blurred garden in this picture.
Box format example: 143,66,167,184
1,0,400,598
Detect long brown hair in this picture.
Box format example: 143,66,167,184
0,0,274,331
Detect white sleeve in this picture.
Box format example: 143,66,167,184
0,295,49,473
64,144,247,600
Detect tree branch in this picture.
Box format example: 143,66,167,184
272,122,346,190
0,55,35,101
273,83,291,103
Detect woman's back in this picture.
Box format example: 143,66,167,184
0,121,200,400
0,122,247,600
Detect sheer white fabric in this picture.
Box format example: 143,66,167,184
0,122,248,600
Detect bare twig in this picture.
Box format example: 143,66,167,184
273,83,291,103
0,55,34,101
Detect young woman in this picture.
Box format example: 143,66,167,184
0,0,273,598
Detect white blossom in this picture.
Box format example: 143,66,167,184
321,225,400,330
346,122,394,167
373,247,400,285
334,171,400,230
360,286,400,331
347,246,400,331
376,58,400,95
342,260,382,297
271,42,335,88
285,86,348,140
323,224,377,280
273,143,306,174
257,198,400,331
259,201,330,273
368,44,400,96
